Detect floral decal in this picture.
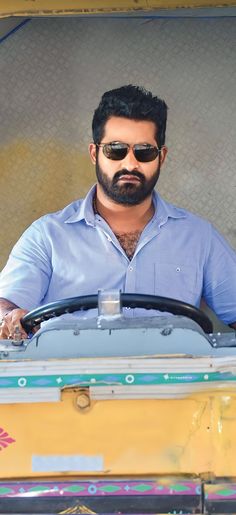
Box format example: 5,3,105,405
0,427,15,451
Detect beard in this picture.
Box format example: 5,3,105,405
95,161,161,206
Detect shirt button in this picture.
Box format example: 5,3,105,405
129,266,133,271
176,267,181,272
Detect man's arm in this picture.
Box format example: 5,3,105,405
0,297,20,317
0,298,28,339
202,224,236,327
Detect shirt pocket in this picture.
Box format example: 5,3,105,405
154,262,201,305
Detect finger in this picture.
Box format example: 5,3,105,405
0,319,10,339
4,312,29,340
10,325,24,341
1,309,31,340
0,320,27,340
11,325,28,341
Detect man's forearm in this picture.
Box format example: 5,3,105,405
0,298,20,318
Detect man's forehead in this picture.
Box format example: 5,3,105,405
102,116,157,141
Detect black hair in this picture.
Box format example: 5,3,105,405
92,85,168,147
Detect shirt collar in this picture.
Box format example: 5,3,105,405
152,190,187,226
65,185,97,225
64,185,187,225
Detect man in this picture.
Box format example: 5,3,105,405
0,84,236,339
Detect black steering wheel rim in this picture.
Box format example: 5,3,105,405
21,293,213,334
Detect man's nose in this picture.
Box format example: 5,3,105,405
121,147,140,170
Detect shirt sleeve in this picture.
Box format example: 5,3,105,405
0,220,52,311
203,225,236,325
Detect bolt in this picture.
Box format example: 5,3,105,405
161,327,173,336
76,393,90,410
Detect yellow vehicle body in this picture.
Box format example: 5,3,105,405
1,387,236,479
0,307,236,515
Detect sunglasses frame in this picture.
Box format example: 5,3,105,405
96,142,161,162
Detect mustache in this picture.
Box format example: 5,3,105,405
113,169,145,183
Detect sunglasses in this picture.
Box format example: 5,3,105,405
97,142,160,162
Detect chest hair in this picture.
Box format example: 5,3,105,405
115,230,142,260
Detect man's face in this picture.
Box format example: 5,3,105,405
89,117,167,205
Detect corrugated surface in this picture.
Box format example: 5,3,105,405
0,16,235,270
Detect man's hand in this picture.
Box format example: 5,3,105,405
0,308,29,340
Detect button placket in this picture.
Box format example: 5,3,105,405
125,259,136,292
95,221,130,261
132,223,163,259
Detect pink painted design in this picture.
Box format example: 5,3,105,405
0,480,200,498
0,427,15,451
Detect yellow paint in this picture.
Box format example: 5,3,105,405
0,140,93,269
1,387,236,479
0,0,236,18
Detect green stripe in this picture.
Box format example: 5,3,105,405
0,371,235,389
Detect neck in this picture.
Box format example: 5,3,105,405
95,184,155,233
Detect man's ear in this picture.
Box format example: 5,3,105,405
160,145,168,166
89,143,97,165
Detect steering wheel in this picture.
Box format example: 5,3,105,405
21,293,213,334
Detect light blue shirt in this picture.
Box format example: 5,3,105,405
0,185,236,324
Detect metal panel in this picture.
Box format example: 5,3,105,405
0,0,236,18
0,17,235,270
205,482,236,513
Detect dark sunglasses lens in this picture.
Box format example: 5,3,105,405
103,144,128,160
102,143,159,162
134,146,159,162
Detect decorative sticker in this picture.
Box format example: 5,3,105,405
0,371,236,389
32,454,104,473
0,427,15,451
0,480,200,498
